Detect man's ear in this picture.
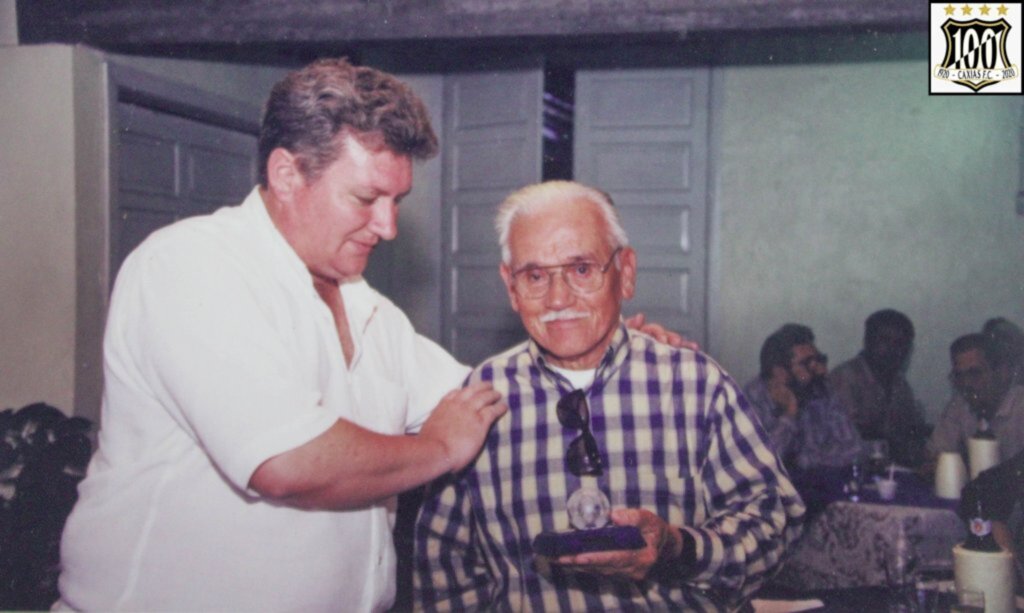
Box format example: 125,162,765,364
265,148,305,202
618,247,637,301
499,263,521,314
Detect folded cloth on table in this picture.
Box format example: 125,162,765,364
750,598,824,612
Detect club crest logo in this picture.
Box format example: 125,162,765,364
930,3,1023,94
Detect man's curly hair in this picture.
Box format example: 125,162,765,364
258,58,438,187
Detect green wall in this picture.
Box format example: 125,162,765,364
709,52,1024,420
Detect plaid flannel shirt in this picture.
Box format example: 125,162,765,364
414,325,805,611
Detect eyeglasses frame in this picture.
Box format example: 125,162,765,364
510,247,623,299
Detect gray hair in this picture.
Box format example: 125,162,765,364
494,180,629,264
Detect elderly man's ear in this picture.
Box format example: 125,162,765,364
618,247,637,301
498,262,520,313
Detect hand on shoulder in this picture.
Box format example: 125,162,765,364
624,313,699,351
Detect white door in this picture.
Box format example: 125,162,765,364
574,69,710,346
440,69,544,365
113,101,258,280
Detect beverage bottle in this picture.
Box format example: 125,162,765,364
973,415,995,440
968,413,1000,478
963,496,1001,552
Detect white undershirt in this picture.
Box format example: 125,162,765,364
548,365,597,391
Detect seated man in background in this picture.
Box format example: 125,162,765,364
927,333,1024,465
414,181,804,611
829,309,929,467
743,324,863,470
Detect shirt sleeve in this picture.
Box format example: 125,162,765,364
110,235,338,490
905,384,929,430
796,394,863,469
826,365,873,436
680,360,806,605
413,473,494,611
927,399,969,459
742,380,799,462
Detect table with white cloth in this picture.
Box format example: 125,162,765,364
772,467,966,590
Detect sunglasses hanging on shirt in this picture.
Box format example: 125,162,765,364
556,389,605,477
532,389,646,556
556,389,609,530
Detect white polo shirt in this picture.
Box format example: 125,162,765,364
59,188,470,611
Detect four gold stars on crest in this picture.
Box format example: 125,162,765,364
945,3,1011,16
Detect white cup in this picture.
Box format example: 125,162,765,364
876,478,898,501
935,452,968,499
953,543,1016,613
968,437,1000,479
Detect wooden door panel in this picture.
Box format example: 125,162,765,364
441,69,543,366
113,101,257,278
574,68,709,345
115,209,176,270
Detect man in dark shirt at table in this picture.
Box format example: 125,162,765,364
743,324,862,471
960,448,1024,578
829,309,929,467
414,180,804,611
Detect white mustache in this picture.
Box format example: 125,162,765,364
540,310,589,323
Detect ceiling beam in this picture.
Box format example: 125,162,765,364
18,0,927,49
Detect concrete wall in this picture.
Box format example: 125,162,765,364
0,44,291,420
0,0,16,45
0,46,79,413
708,59,1024,421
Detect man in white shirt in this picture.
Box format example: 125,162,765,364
928,332,1024,465
56,58,507,612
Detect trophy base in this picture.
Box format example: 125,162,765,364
532,526,645,557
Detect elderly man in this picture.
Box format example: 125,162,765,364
829,309,929,467
56,58,509,612
743,324,863,471
928,333,1024,464
414,181,804,611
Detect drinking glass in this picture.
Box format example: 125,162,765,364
843,461,863,502
867,439,890,477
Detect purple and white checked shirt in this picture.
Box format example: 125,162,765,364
414,325,805,611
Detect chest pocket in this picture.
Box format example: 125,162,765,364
347,373,409,435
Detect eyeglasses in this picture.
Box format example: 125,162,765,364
556,389,604,477
511,247,622,299
949,367,988,386
795,353,828,370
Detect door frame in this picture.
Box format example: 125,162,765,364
106,63,262,291
75,62,263,424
